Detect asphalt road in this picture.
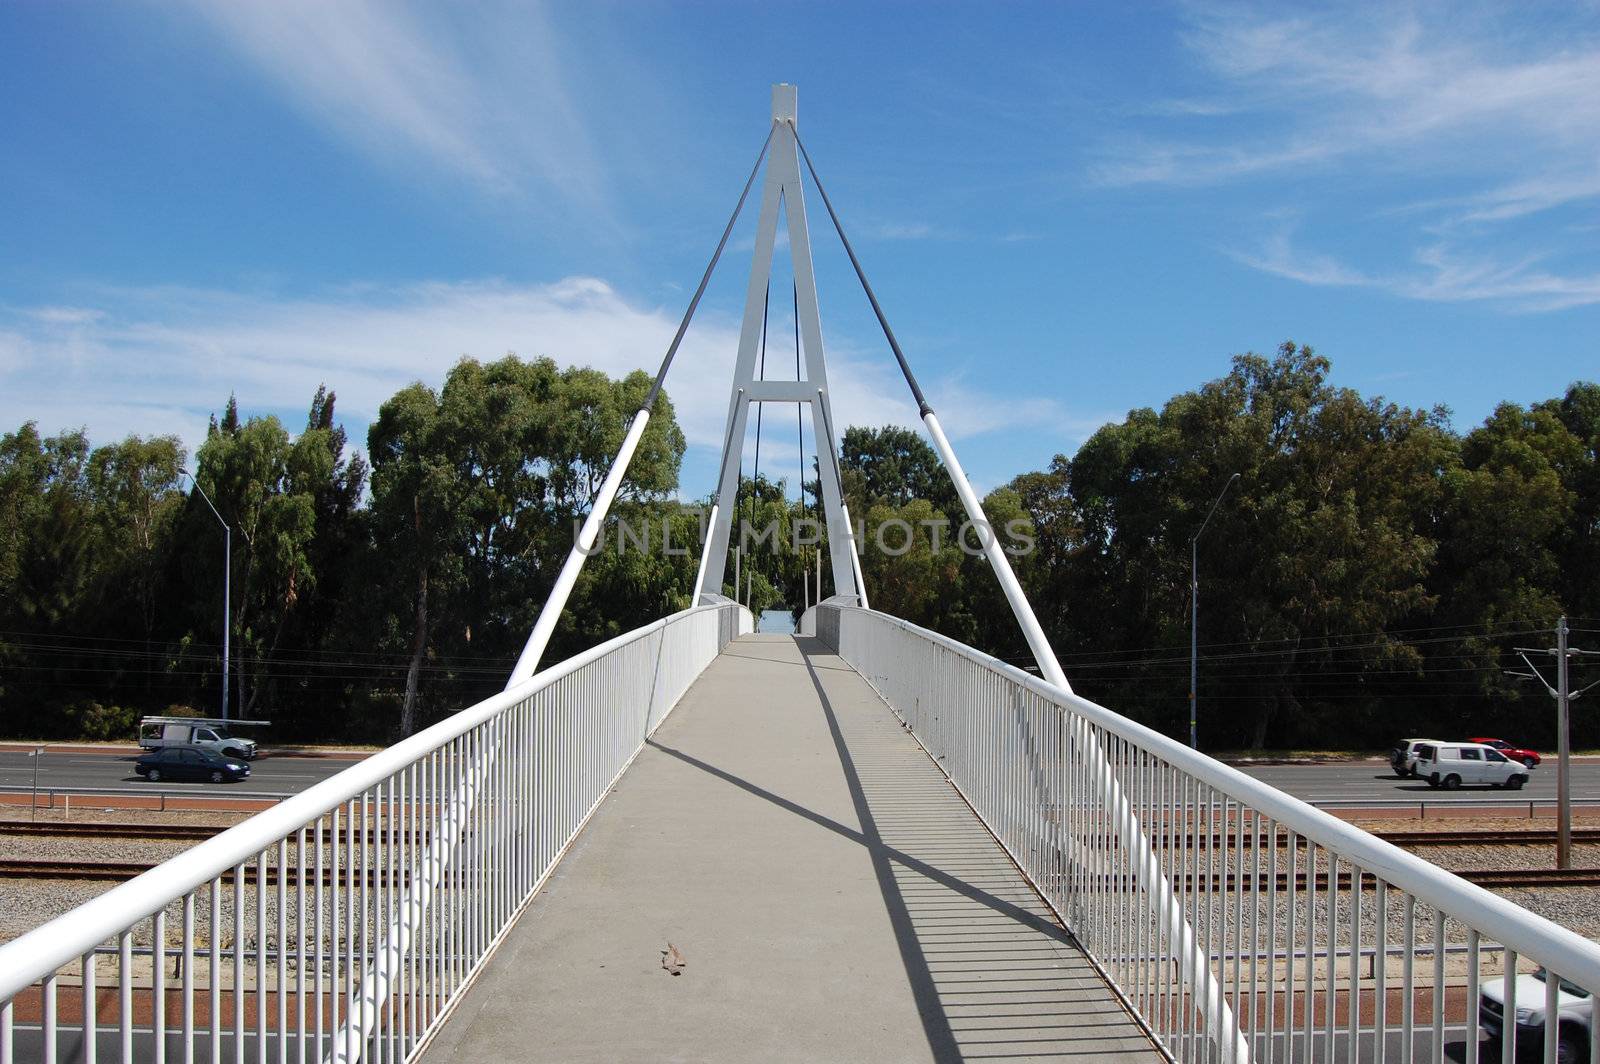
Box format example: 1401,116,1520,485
4,746,1597,806
1236,759,1600,805
0,747,357,799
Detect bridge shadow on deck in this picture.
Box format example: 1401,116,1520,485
419,635,1156,1064
793,636,1154,1062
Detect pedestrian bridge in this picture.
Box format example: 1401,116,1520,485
6,84,1600,1063
6,602,1600,1063
419,633,1154,1063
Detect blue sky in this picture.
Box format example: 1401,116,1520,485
3,2,1598,497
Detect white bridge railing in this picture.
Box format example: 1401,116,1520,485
0,601,750,1064
821,604,1600,1064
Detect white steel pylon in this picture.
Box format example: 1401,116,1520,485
696,84,862,606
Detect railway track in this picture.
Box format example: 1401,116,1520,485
3,821,1594,885
0,820,216,840
1167,867,1600,891
0,820,390,842
1154,827,1600,848
6,853,1600,889
1,858,406,884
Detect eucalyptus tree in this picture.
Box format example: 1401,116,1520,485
191,407,335,716
86,434,185,640
369,356,687,736
1064,343,1451,746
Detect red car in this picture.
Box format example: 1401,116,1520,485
1469,738,1542,769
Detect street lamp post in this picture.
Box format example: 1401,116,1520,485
1190,472,1240,750
184,470,232,721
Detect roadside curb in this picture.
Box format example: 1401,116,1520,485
0,791,283,814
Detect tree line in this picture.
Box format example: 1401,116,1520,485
0,358,694,742
2,342,1596,750
841,343,1600,751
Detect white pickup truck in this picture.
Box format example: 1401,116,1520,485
138,717,264,761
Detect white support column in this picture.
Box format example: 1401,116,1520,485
922,412,1060,688
697,84,858,605
691,503,718,604
508,409,651,686
840,502,868,610
782,141,857,601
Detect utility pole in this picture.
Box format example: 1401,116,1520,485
1190,473,1240,749
1510,617,1600,869
29,745,43,823
185,470,232,721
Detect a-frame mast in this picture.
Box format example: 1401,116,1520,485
698,84,860,604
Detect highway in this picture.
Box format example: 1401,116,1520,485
4,747,1598,807
1236,759,1600,806
0,746,358,799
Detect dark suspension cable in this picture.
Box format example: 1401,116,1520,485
790,123,932,417
642,125,776,411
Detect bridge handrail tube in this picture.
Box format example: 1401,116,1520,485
834,604,1600,995
0,602,728,1004
328,702,499,1064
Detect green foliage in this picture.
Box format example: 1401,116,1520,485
367,356,688,736
839,343,1598,751
3,342,1596,753
63,700,139,741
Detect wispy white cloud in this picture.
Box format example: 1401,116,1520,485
1098,8,1600,188
1115,5,1600,312
1229,226,1371,289
1234,225,1600,312
862,221,940,240
181,0,611,217
0,278,1066,490
1457,165,1600,223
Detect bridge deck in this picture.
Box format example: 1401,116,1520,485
419,635,1158,1063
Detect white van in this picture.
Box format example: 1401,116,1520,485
1480,966,1591,1059
1413,742,1529,790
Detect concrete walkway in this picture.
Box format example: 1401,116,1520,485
419,635,1159,1063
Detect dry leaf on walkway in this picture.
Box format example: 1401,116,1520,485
661,942,685,976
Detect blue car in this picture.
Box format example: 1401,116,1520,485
135,746,250,783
